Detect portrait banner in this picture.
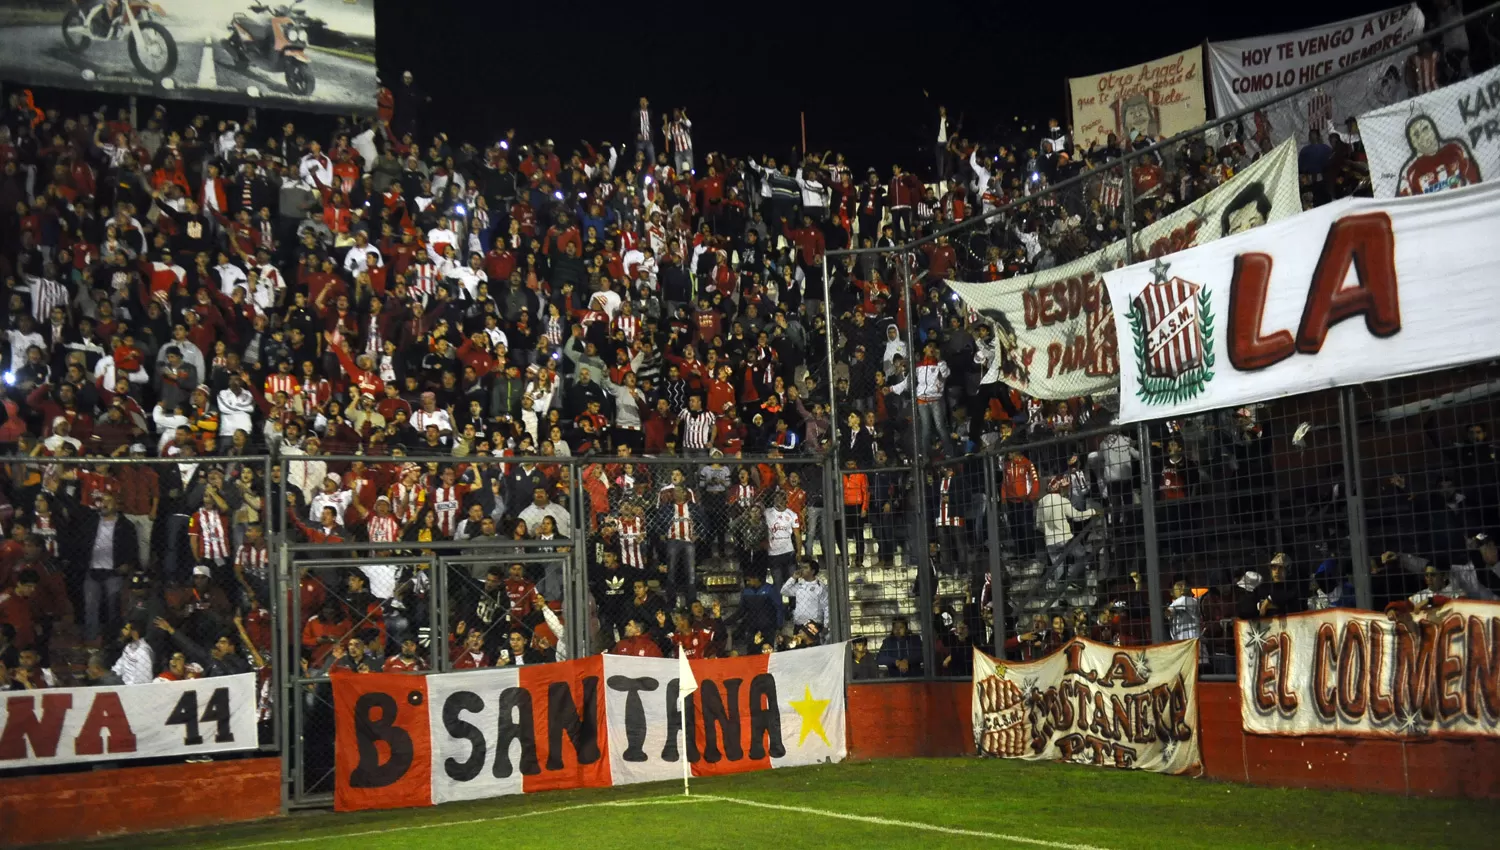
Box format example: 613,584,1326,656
1069,47,1207,150
1359,64,1500,198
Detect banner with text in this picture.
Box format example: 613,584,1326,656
1207,5,1424,146
971,639,1200,773
1104,180,1500,423
1237,600,1500,738
1359,65,1500,198
333,644,847,811
1069,47,1207,150
947,139,1299,400
0,0,376,113
0,674,257,768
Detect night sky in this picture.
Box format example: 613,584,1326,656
374,0,1416,171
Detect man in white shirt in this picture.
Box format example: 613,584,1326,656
448,253,487,301
780,560,829,638
410,392,453,435
1166,575,1201,641
309,472,353,526
112,619,155,684
763,491,802,586
518,487,571,537
1037,476,1096,584
215,254,247,298
299,140,333,192
217,375,256,450
342,231,382,275
427,216,458,264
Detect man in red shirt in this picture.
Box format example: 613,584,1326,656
669,610,716,659
609,616,663,657
503,562,534,628
382,637,428,672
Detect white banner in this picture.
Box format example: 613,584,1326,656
427,667,524,805
1105,180,1500,423
1238,600,1500,738
604,643,847,787
1359,65,1500,198
1068,47,1207,150
0,0,376,113
948,139,1300,400
0,675,257,767
971,639,1200,773
1207,5,1424,146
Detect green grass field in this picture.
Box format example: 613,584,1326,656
85,759,1496,850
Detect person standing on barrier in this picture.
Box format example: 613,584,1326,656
763,490,801,587
662,486,697,607
1000,447,1040,559
840,459,869,569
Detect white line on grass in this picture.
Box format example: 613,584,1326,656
233,796,711,848
695,795,1115,850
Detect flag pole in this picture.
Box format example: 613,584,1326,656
681,685,691,797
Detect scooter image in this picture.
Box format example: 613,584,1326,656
224,0,316,96
61,0,179,82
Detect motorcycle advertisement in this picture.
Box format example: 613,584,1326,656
0,0,376,112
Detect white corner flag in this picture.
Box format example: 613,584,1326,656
678,649,697,796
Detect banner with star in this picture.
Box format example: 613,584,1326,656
332,645,846,811
1237,601,1500,740
945,139,1299,401
972,638,1201,773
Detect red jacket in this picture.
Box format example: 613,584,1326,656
888,173,922,208
610,635,663,657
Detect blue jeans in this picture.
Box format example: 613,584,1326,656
916,401,955,459
84,573,124,642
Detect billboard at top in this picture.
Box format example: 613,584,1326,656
0,0,376,113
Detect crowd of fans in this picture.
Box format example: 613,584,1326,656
0,2,1494,696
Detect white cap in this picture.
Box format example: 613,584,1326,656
192,565,212,578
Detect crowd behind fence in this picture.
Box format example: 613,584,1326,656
0,3,1497,809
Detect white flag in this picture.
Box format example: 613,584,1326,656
677,648,698,697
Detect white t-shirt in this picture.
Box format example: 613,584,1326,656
764,507,800,557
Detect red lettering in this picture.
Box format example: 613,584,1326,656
1045,342,1063,378
1254,637,1279,714
1395,621,1439,723
1276,632,1300,714
1228,253,1295,370
1369,620,1395,724
1338,622,1367,720
1465,615,1500,723
0,693,72,760
1314,623,1338,720
1062,642,1087,679
1023,291,1041,330
1296,214,1401,353
73,692,137,757
1098,652,1147,688
1438,615,1465,723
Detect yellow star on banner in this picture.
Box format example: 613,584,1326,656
788,685,831,747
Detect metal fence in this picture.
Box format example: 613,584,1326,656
821,2,1500,684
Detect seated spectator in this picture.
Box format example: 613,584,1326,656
876,616,922,678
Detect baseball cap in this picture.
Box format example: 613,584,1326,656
192,564,212,578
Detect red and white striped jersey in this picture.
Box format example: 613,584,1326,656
194,508,230,560
614,313,640,343
618,515,647,569
264,373,300,400
300,378,333,412
729,483,758,506
235,542,269,582
666,503,694,541
936,475,963,527
430,485,467,536
668,118,692,153
409,262,437,303
387,482,426,524
31,515,57,556
1413,53,1440,94
367,513,400,543
678,410,715,449
411,408,453,434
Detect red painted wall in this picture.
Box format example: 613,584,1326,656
0,757,282,847
848,680,1500,800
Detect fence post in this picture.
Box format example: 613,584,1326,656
1339,387,1374,611
821,455,845,641
432,550,450,673
899,261,937,679
566,461,589,659
984,454,1007,658
1137,422,1167,644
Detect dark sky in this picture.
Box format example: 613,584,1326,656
375,0,1414,171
